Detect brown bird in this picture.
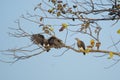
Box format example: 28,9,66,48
31,34,51,52
48,36,64,48
75,38,86,55
43,39,51,52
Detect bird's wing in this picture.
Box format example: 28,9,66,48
81,41,85,50
48,37,55,45
31,34,45,45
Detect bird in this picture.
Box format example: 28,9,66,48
31,34,51,52
31,34,45,46
75,38,86,55
48,36,64,48
43,39,51,52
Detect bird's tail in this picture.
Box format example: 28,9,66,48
83,52,86,55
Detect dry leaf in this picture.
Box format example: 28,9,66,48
85,22,90,28
57,12,61,17
87,45,93,50
96,42,101,50
90,39,95,47
40,17,43,21
59,27,65,32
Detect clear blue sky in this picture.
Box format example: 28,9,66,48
0,0,120,80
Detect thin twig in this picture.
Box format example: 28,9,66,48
104,59,120,69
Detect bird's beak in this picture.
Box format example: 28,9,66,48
75,38,78,40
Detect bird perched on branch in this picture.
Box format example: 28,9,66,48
75,38,86,55
48,36,64,48
31,34,50,52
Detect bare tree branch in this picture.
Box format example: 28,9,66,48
1,0,120,67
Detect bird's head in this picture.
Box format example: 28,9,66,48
43,39,50,47
75,38,80,41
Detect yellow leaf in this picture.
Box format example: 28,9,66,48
108,52,114,59
90,39,95,46
85,49,90,53
62,23,68,28
49,27,54,31
117,29,120,34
